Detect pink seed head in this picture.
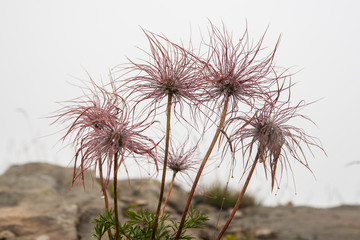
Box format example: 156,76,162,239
52,78,157,187
201,22,287,115
117,30,206,119
231,98,325,190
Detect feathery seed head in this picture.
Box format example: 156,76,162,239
202,23,285,113
118,30,205,117
52,78,157,187
231,99,324,190
158,137,201,178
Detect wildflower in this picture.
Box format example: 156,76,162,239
230,99,324,190
215,95,325,240
201,23,286,115
159,137,200,179
115,30,207,238
117,30,205,120
157,137,201,217
174,23,288,238
53,79,157,187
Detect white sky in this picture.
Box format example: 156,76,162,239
1,0,359,207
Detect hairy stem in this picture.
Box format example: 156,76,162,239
113,152,120,240
152,93,173,240
98,157,112,239
160,170,177,218
175,98,229,239
215,152,259,240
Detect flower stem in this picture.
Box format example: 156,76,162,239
160,170,177,218
175,97,229,239
215,151,259,240
152,93,173,240
113,152,120,240
98,157,112,239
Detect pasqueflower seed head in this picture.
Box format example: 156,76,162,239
201,23,286,114
118,30,205,119
231,99,325,190
52,79,157,187
158,137,201,184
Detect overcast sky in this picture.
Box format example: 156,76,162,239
1,0,359,207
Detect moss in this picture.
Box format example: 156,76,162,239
204,183,256,209
127,202,138,210
225,234,237,240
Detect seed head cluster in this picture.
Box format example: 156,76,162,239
53,81,157,186
53,22,324,193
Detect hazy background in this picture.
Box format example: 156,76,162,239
1,0,359,207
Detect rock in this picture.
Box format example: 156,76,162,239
135,199,149,206
119,196,148,207
254,228,277,239
0,230,16,240
1,163,360,240
165,183,191,214
0,163,105,240
34,235,50,240
196,203,219,215
232,209,243,219
117,179,162,213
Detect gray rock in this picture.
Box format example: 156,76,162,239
1,163,360,240
0,230,16,240
0,163,104,240
254,228,277,239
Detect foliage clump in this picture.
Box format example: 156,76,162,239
93,206,208,240
204,184,256,209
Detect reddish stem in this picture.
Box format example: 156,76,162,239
175,98,229,239
215,152,259,240
152,93,173,239
113,152,120,240
98,157,112,239
160,170,177,218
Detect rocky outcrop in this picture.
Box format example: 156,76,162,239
0,163,360,240
0,163,104,240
